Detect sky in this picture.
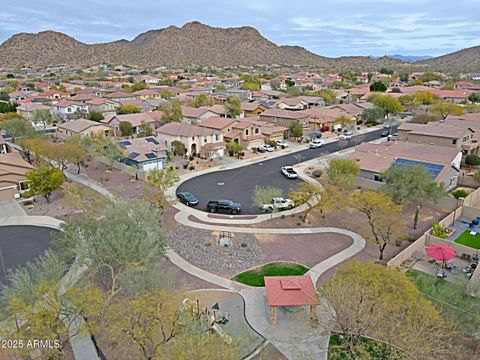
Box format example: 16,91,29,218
1,0,478,57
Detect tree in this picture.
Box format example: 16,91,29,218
0,118,37,141
252,185,283,218
145,168,180,214
20,137,49,164
269,79,280,90
117,105,141,114
193,93,212,108
326,158,360,191
429,102,464,120
320,262,468,359
119,121,134,136
349,190,403,260
226,141,243,157
26,166,64,202
225,96,241,118
171,140,186,156
314,89,336,105
372,95,404,119
215,83,226,92
32,109,53,130
137,121,154,137
61,200,166,299
414,91,437,105
289,182,342,222
0,112,24,122
88,110,104,122
160,101,183,123
369,80,387,92
465,154,480,166
468,93,480,103
1,251,103,359
160,90,174,99
381,164,446,205
62,142,89,174
336,115,354,129
0,91,9,101
289,120,303,140
361,107,385,125
379,67,394,75
0,102,17,113
122,82,147,93
92,135,124,170
286,86,301,97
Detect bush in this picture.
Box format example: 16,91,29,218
189,155,195,161
465,154,480,166
312,169,323,178
183,163,189,169
474,172,480,182
432,222,448,239
188,165,195,171
451,189,470,199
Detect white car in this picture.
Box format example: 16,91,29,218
281,166,298,179
260,197,295,212
309,139,325,148
276,140,289,148
259,145,274,153
339,133,353,140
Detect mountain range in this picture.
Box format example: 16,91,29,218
0,22,479,72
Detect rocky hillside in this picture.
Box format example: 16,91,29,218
418,46,480,72
0,21,465,71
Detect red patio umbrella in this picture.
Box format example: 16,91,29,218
425,244,456,262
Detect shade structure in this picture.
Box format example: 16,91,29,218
425,244,456,262
265,276,319,307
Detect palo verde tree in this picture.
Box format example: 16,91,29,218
26,166,64,202
145,168,180,215
429,101,464,120
371,94,405,119
326,158,360,191
289,120,304,140
160,101,183,123
361,107,385,125
252,185,283,218
289,182,342,222
225,96,242,118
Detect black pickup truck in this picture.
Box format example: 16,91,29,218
206,199,242,214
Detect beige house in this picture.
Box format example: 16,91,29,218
156,122,225,158
397,123,478,154
16,103,52,121
104,113,156,135
85,97,117,118
56,119,113,139
181,106,218,124
0,137,34,201
223,120,265,150
259,109,310,134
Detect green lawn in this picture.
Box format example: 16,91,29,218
407,269,480,338
232,262,309,287
454,230,480,249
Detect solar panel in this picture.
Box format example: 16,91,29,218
145,153,157,159
145,138,159,145
128,152,140,159
391,158,444,179
120,140,131,146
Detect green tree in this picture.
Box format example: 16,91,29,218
0,118,37,141
171,140,186,156
92,134,124,170
145,168,180,215
429,102,464,120
0,102,17,113
326,158,360,191
0,91,9,101
160,101,183,123
61,200,166,299
215,83,226,92
369,80,387,92
361,107,385,125
372,95,405,119
286,86,301,97
117,105,141,114
160,90,174,99
289,183,342,222
137,122,154,137
349,190,403,260
225,96,242,118
32,109,53,130
226,141,243,157
382,164,446,205
119,121,134,136
193,93,212,108
314,89,337,105
336,115,354,129
88,110,104,121
465,154,480,166
468,93,480,103
26,166,64,202
252,185,283,218
289,120,303,140
414,91,437,105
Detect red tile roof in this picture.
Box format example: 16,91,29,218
265,276,319,307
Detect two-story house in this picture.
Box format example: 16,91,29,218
52,100,89,121
104,113,156,136
259,108,310,135
16,103,52,121
156,122,225,158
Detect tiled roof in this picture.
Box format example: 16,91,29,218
265,276,319,307
156,122,219,137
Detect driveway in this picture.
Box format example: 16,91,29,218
0,225,58,284
177,128,391,214
0,200,26,218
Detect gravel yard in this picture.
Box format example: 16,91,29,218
166,225,265,277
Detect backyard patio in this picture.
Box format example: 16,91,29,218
448,216,480,250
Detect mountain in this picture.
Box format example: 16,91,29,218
418,46,480,72
0,22,409,70
388,54,432,62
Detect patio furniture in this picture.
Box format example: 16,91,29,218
473,219,480,226
471,263,477,270
470,230,478,236
469,223,475,229
473,254,479,262
436,268,447,278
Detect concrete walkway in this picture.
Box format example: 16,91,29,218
0,199,27,217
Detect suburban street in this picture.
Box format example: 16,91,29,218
177,127,392,214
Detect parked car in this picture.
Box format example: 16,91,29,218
260,197,295,212
281,166,298,179
387,133,398,141
381,130,390,137
309,138,325,148
206,199,242,214
276,140,289,148
258,144,274,153
177,192,199,206
340,131,353,140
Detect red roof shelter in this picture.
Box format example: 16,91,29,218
264,275,319,325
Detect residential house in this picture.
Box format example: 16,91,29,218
118,99,155,113
241,102,269,117
199,117,237,135
85,97,117,118
305,107,347,131
351,142,462,190
277,97,308,111
103,91,138,102
260,123,289,142
133,89,162,100
52,100,89,121
16,103,52,121
259,108,310,134
104,113,156,135
397,122,478,154
56,119,113,140
118,137,167,172
181,106,218,125
0,136,34,201
223,120,265,150
156,122,224,158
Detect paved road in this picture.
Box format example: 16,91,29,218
177,128,392,214
0,225,59,284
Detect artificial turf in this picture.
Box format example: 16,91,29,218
232,262,309,287
454,230,480,249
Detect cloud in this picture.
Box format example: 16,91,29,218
0,0,478,57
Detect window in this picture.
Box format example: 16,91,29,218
192,137,195,140
463,135,470,142
203,136,208,143
245,129,249,136
67,107,72,113
452,139,457,145
373,174,383,182
255,128,259,134
215,134,220,141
